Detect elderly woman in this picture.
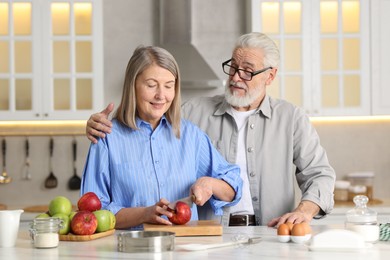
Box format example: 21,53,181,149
80,46,242,229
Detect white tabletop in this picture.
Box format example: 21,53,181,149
1,222,390,260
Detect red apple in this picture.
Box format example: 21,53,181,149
71,211,98,235
168,201,191,225
78,192,102,212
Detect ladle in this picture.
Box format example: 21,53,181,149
0,139,12,184
44,138,57,189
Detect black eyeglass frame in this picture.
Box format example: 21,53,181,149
222,59,273,81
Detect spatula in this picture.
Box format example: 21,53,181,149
44,138,57,189
68,139,81,190
0,139,12,184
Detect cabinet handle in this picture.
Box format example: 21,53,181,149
44,113,49,117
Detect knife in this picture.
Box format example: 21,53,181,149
168,195,195,210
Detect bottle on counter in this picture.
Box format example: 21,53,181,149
29,218,63,248
345,195,379,243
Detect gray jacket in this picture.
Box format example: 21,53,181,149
181,94,335,225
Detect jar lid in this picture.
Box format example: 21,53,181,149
335,180,350,189
347,171,375,178
346,195,377,223
348,185,367,193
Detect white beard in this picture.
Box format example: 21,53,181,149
224,80,263,108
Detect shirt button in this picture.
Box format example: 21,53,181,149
250,124,255,129
249,172,255,177
155,160,159,164
248,147,254,152
252,196,258,202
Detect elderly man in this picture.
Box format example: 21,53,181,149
86,32,336,227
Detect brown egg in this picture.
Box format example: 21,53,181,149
300,222,312,234
286,222,294,232
291,223,306,236
277,223,290,236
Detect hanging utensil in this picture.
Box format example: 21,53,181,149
0,139,12,184
24,138,31,180
68,138,81,190
44,138,57,189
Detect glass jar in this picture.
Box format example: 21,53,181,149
29,218,63,248
345,195,379,243
334,180,350,202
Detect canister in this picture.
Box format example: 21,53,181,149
345,195,379,243
29,218,63,248
334,180,350,202
347,172,375,200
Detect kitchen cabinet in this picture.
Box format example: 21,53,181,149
0,0,103,120
371,0,390,115
249,0,375,116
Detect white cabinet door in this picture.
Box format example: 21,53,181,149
371,0,390,115
0,0,103,120
249,0,371,116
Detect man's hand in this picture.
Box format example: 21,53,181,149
267,200,320,228
86,103,114,143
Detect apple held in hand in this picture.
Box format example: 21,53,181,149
71,211,98,235
168,201,191,225
78,192,102,212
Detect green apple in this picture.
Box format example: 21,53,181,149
69,211,77,221
52,213,70,235
108,211,116,230
35,212,50,218
93,210,115,232
49,196,72,216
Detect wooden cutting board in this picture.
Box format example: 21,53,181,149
143,220,222,236
59,229,115,241
23,205,77,213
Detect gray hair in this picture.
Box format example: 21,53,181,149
234,32,280,68
114,45,181,138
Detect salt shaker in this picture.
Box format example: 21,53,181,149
345,195,379,243
29,218,63,248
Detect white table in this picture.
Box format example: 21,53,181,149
1,222,390,260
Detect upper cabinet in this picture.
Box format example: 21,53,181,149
371,0,390,115
248,0,389,116
0,0,103,120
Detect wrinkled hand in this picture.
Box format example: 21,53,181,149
142,198,173,225
267,201,320,227
190,177,214,206
86,103,114,143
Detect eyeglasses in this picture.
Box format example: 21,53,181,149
222,59,272,81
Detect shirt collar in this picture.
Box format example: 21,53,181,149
135,115,170,129
214,94,272,119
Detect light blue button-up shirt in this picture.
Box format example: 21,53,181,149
81,116,242,223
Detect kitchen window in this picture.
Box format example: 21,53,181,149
249,0,370,116
0,0,103,120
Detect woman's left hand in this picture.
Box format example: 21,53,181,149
190,177,214,206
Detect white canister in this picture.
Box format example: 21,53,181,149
345,195,379,243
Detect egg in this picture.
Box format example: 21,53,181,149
300,222,312,235
291,223,306,236
286,222,294,232
277,223,291,236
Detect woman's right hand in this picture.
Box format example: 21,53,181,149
86,103,114,143
142,198,173,225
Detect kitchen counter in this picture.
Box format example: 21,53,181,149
2,222,390,259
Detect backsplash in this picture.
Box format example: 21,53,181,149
1,119,390,208
1,136,91,206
